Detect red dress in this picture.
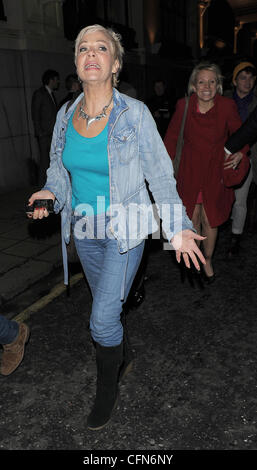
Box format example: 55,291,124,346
164,93,249,227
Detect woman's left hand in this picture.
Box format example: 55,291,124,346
224,151,243,170
171,229,206,271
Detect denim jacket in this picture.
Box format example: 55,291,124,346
44,88,193,284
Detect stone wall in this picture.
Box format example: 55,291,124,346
0,0,73,193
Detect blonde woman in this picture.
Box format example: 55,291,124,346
165,62,249,282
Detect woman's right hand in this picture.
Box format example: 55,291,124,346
224,151,243,170
27,190,55,219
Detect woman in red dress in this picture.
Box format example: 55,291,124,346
164,62,249,281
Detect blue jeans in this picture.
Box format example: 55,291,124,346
72,214,145,347
0,314,19,344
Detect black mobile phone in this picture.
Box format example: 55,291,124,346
26,199,54,214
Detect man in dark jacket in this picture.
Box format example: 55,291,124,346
225,102,257,153
58,73,82,110
225,62,257,255
31,69,60,185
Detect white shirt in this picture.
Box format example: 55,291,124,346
45,85,56,105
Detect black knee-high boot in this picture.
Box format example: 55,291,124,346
87,342,123,430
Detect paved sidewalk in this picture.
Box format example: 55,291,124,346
1,221,257,451
0,186,63,307
1,186,257,453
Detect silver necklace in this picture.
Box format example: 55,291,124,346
78,96,113,129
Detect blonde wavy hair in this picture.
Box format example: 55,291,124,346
74,24,124,88
187,62,223,96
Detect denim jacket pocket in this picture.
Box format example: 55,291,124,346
111,126,136,164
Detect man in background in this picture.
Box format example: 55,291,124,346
225,61,257,255
31,69,60,185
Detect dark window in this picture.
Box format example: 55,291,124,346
62,0,137,50
62,0,99,41
0,1,7,21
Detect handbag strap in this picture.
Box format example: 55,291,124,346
173,96,189,177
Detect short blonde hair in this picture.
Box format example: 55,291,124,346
74,24,124,88
187,62,223,96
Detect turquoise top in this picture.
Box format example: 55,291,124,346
62,111,110,215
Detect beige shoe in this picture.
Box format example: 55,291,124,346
1,323,30,376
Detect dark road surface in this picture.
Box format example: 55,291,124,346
1,221,257,458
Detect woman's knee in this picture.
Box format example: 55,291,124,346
90,309,123,347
